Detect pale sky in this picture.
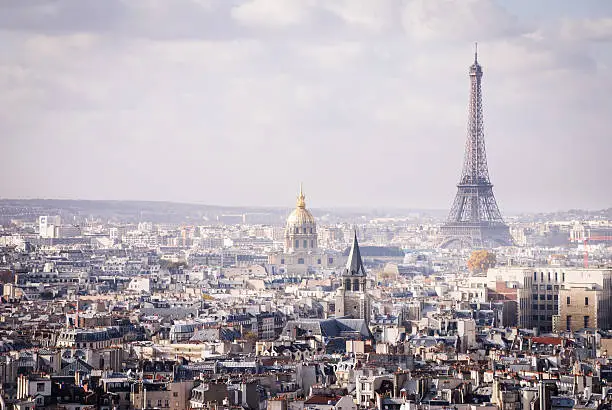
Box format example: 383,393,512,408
1,0,611,212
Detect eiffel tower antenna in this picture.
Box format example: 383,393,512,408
438,45,514,249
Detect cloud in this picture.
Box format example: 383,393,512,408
0,0,610,211
231,0,312,28
320,0,399,32
401,0,527,42
560,17,612,42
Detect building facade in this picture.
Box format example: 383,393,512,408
486,267,612,332
268,186,340,274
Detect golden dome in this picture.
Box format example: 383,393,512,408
286,207,316,227
286,184,316,227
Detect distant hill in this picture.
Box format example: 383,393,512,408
0,199,446,225
1,198,607,225
516,207,612,222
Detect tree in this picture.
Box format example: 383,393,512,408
467,250,496,273
242,331,259,341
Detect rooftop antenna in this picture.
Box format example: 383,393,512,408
474,42,478,63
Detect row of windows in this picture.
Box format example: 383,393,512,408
532,294,558,300
293,227,315,234
532,304,557,311
566,297,589,306
531,285,560,291
280,257,334,265
533,271,565,282
294,239,315,249
530,295,590,306
532,315,553,321
147,399,171,408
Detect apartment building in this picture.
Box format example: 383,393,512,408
486,267,612,332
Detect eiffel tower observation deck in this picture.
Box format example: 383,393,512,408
438,45,514,249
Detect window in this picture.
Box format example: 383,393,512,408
297,258,304,264
555,272,558,282
165,400,169,408
532,304,538,310
566,315,572,330
540,294,545,300
541,272,544,281
534,272,537,281
585,297,589,306
303,240,307,248
311,240,314,248
328,257,334,264
584,316,590,328
567,296,571,305
547,285,552,290
37,382,45,392
158,400,162,407
562,272,565,282
173,392,179,398
280,259,285,264
294,240,299,249
548,272,551,281
317,258,321,264
532,294,538,300
547,295,552,300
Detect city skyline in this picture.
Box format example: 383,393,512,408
1,0,612,212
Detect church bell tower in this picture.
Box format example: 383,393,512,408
336,231,371,325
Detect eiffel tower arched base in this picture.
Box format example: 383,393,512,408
437,222,514,249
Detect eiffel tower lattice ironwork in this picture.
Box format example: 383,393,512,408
438,45,514,249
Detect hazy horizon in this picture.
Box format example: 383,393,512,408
1,196,609,217
1,1,611,212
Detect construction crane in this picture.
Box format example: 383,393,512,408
582,236,612,268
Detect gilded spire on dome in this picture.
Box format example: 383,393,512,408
297,183,306,209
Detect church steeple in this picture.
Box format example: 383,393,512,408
345,230,366,277
336,230,370,324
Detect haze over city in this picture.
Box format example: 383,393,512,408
1,0,611,212
4,3,612,410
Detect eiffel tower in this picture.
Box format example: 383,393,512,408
438,45,514,249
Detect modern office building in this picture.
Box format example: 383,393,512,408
486,267,612,332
